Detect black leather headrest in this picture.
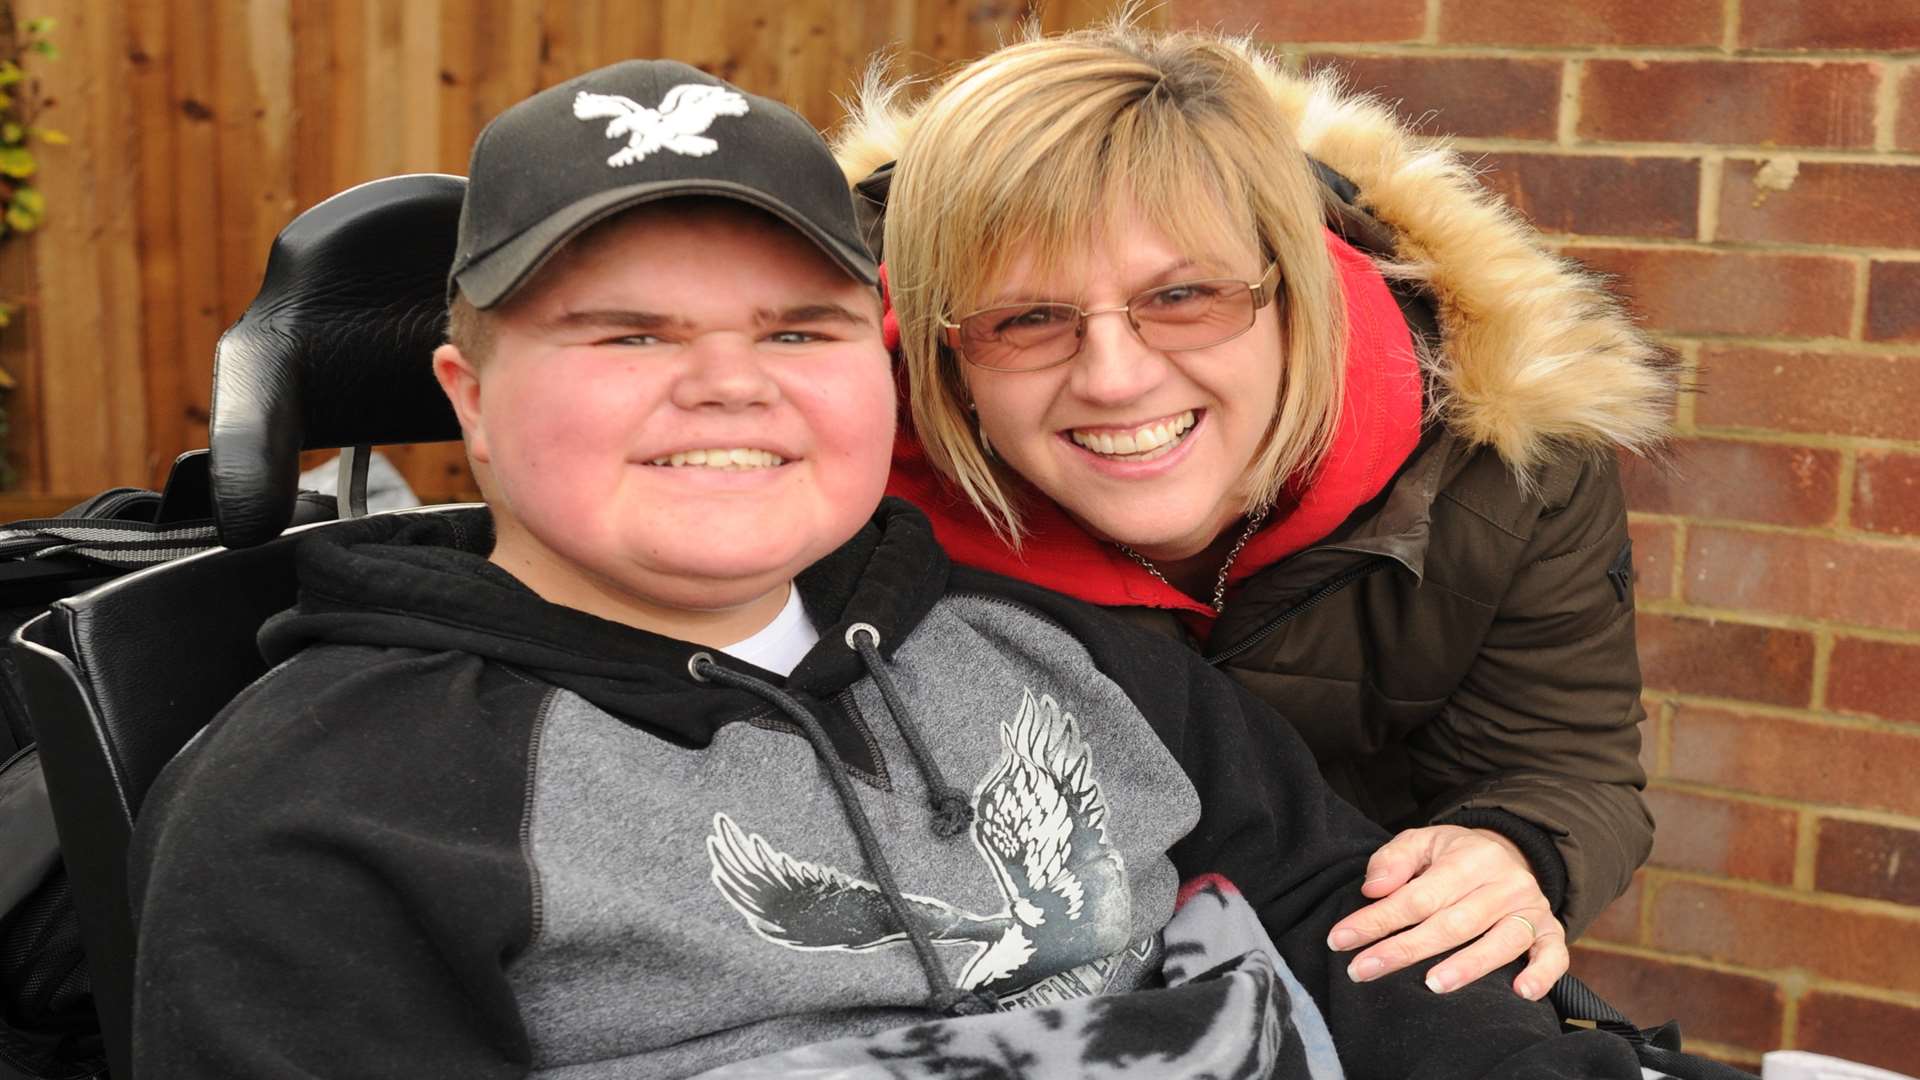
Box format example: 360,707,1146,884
208,174,467,549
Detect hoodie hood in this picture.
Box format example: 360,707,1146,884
260,501,951,747
835,52,1677,476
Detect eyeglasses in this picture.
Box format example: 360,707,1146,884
941,262,1280,372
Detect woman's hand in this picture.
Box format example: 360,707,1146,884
1325,825,1567,999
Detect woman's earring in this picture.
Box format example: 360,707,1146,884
973,411,996,460
964,395,994,459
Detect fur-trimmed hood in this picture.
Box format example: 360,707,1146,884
832,49,1676,474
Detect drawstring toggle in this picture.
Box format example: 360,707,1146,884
930,790,974,838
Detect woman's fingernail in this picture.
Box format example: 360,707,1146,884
1347,957,1382,982
1515,980,1535,1000
1327,929,1358,951
1425,971,1451,993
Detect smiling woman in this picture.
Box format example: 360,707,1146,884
842,18,1678,1002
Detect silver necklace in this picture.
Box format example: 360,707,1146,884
1116,505,1271,614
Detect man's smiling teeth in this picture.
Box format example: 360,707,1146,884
648,448,786,469
1069,410,1197,458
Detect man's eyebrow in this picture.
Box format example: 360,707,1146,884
753,303,877,328
539,309,689,333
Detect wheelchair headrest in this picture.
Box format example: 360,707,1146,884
209,174,467,549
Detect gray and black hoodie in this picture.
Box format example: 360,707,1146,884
129,500,1643,1078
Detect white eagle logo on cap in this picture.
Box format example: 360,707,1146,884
573,84,750,167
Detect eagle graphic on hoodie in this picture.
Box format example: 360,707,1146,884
708,688,1140,1001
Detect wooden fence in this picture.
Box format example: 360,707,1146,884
3,0,1139,506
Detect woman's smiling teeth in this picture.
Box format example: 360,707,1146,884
648,448,786,469
1068,410,1198,461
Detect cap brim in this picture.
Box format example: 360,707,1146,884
452,179,880,308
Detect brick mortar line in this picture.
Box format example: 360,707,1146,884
1896,63,1915,153
1810,629,1834,710
1682,427,1920,455
1834,448,1858,530
1639,866,1920,924
1697,155,1723,243
1420,0,1439,46
1876,61,1902,153
1667,329,1920,352
1551,234,1920,261
1633,513,1920,549
1672,341,1699,435
1649,778,1920,831
1722,0,1739,55
1653,699,1675,785
1681,428,1920,457
1556,58,1580,147
1848,254,1872,341
1559,235,1920,259
1638,681,1920,734
1792,807,1818,891
1575,935,1920,1011
1449,137,1920,163
1636,865,1660,945
1638,595,1920,648
1667,512,1688,598
1289,42,1920,63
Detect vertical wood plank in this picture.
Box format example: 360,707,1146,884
32,0,148,491
437,0,477,172
130,0,187,485
360,0,404,176
289,0,338,213
168,0,226,463
398,0,443,173
0,220,40,491
596,1,662,67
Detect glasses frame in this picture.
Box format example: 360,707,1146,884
941,262,1281,373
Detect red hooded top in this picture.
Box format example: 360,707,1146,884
886,229,1425,628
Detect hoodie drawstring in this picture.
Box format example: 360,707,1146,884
688,651,997,1018
843,623,974,839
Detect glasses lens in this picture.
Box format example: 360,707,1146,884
1131,280,1257,351
958,304,1083,370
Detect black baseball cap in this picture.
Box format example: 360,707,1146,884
451,59,878,309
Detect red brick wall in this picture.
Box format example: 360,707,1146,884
1172,0,1920,1071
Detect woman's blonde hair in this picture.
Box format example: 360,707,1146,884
861,21,1346,545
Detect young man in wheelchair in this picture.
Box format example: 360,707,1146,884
128,59,1646,1078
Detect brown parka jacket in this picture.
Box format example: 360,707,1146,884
836,58,1678,939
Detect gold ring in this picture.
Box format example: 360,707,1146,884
1504,913,1539,940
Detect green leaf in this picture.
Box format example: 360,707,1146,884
0,303,13,329
12,186,43,214
5,204,38,232
31,40,58,59
34,127,66,145
2,123,21,144
0,61,22,87
0,147,34,178
23,17,55,35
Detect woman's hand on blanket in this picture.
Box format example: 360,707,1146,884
1323,825,1567,1000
